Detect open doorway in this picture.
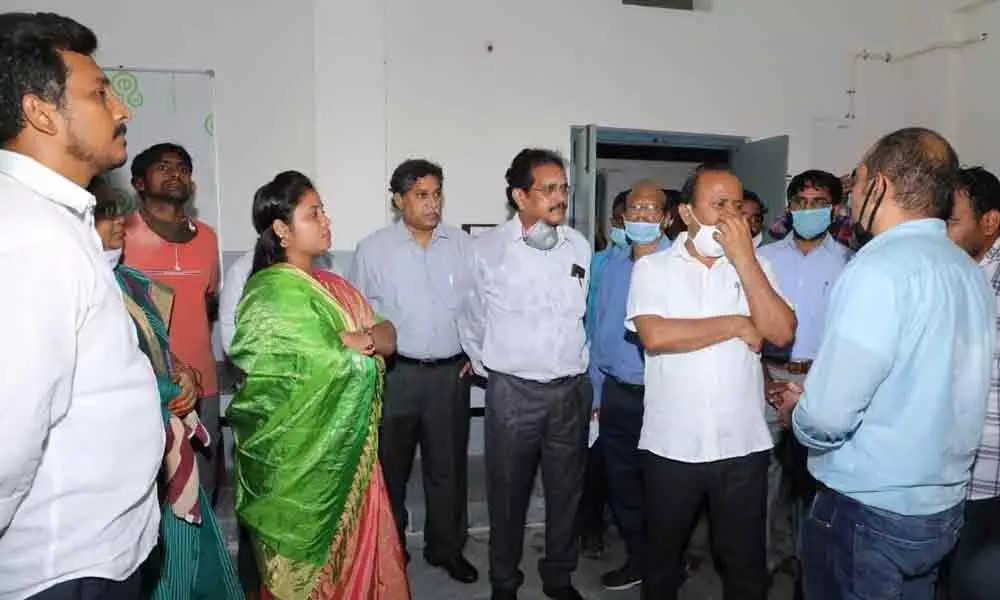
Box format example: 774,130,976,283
569,126,789,249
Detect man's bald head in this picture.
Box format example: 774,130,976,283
627,180,667,210
862,127,960,219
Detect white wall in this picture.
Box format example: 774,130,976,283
2,0,316,252
953,1,1000,174
379,0,954,237
598,158,697,220
9,0,965,251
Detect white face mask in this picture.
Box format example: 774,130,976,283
688,212,725,258
752,232,763,248
103,248,122,269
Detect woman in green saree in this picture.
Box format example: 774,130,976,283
227,171,408,600
90,177,243,600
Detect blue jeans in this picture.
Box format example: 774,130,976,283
801,487,963,600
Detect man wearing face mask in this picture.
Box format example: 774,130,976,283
775,128,994,598
757,170,852,578
589,181,671,591
123,142,222,499
459,148,592,600
627,164,796,599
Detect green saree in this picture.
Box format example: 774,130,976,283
227,264,408,600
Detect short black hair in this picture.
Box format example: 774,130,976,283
663,189,683,212
505,148,565,211
863,127,959,219
130,142,193,181
680,163,737,205
612,190,628,212
744,189,766,215
786,170,843,204
389,158,443,196
958,166,1000,219
0,13,98,146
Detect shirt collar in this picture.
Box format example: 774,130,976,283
0,149,95,218
857,218,947,256
981,235,1000,267
394,218,449,244
782,231,838,256
616,235,672,261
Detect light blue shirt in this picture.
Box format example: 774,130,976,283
792,219,996,515
589,239,671,406
759,234,852,360
349,221,469,359
458,216,591,382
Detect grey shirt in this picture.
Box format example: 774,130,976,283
349,220,470,360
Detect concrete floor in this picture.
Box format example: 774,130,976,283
216,454,796,599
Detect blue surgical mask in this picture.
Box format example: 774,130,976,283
791,207,833,240
624,221,662,245
608,226,628,247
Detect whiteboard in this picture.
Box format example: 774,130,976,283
100,68,221,239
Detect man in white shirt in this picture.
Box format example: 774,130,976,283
459,149,591,600
627,164,795,599
0,12,163,600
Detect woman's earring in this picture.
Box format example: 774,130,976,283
279,237,289,248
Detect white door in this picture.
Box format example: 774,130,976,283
569,125,598,248
731,135,790,239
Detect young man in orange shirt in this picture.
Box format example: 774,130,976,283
123,142,221,499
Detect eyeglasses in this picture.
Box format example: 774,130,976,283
625,202,664,215
531,183,571,197
788,196,833,210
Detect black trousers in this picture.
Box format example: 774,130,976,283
379,356,470,561
485,371,591,592
28,572,142,600
642,450,769,600
949,494,1000,600
578,438,608,542
601,377,646,566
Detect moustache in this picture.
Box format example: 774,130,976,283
114,123,128,138
548,202,568,213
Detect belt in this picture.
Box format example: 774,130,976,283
609,376,645,393
767,359,813,375
395,353,464,368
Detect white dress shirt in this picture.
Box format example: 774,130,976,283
626,232,786,463
458,216,591,382
0,151,163,598
219,249,341,354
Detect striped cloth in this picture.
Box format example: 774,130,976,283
163,411,210,525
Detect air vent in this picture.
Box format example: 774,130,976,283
623,0,695,9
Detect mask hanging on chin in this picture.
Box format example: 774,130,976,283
104,248,123,269
523,219,559,251
686,210,725,258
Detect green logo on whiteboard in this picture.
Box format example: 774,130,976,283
204,114,214,137
107,71,143,109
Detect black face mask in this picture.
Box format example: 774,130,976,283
852,177,886,250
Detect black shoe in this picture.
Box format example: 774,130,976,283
580,533,605,559
601,562,642,590
423,552,479,584
542,584,584,600
491,589,518,600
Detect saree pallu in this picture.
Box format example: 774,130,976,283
115,265,244,600
227,264,409,600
